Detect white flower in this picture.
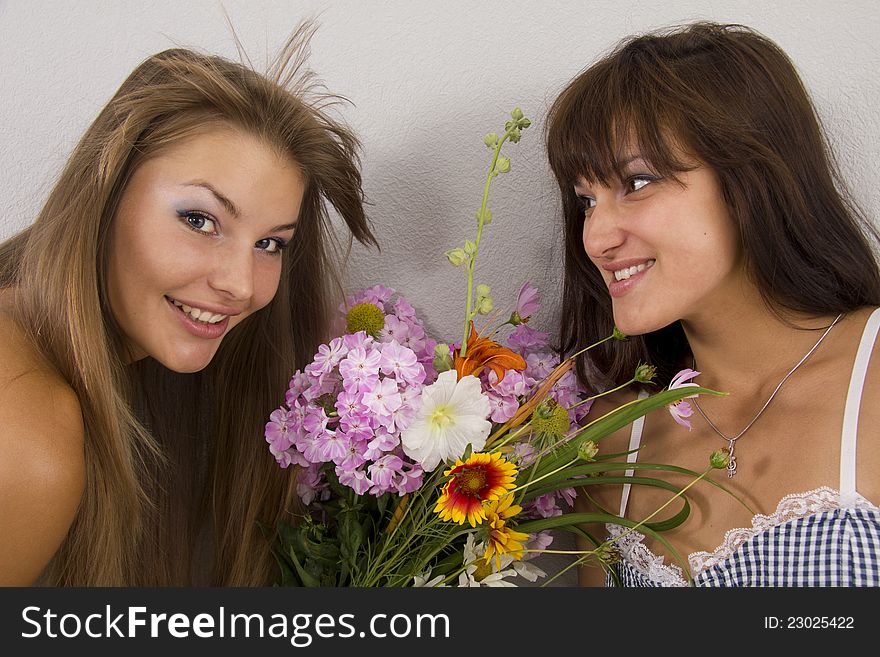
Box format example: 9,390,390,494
412,570,446,587
457,534,519,587
401,370,491,472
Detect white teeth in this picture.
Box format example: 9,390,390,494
170,298,228,324
614,259,655,281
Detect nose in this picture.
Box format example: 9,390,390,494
207,245,255,302
582,201,626,261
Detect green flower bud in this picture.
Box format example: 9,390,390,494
509,311,525,326
476,296,494,315
496,156,511,173
464,240,476,256
483,132,499,148
508,128,522,143
634,363,657,384
612,326,628,341
511,107,524,121
578,440,599,462
475,284,491,298
445,248,467,267
519,117,532,129
530,400,571,438
710,449,731,470
433,343,453,373
475,207,493,225
346,302,385,337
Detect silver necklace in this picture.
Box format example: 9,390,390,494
692,313,843,478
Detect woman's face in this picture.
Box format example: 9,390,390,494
575,155,745,336
107,126,304,373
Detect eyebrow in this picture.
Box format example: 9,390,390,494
184,180,297,232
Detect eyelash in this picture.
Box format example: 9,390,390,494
574,174,660,216
177,210,288,256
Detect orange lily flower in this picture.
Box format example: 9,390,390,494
454,322,526,383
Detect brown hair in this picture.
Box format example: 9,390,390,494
0,24,376,585
546,22,880,388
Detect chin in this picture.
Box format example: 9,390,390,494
157,349,219,374
611,309,675,338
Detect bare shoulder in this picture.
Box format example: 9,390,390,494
0,307,85,585
853,306,880,505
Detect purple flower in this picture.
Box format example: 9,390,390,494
304,337,348,377
487,391,519,423
526,352,560,380
667,368,700,430
362,376,403,418
507,324,549,355
380,315,409,344
364,428,400,460
297,464,329,506
336,466,372,496
339,414,374,443
339,347,381,392
515,282,540,319
314,430,349,464
265,407,294,452
379,340,425,385
343,331,375,351
368,454,404,494
394,462,424,495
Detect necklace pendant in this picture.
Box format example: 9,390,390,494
726,440,737,478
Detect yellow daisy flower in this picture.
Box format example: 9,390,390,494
434,452,517,527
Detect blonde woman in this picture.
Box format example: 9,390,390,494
0,27,375,585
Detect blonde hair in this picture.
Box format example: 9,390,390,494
0,24,375,585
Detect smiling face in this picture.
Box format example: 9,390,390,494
575,155,745,336
106,125,305,373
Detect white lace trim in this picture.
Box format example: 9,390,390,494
607,486,877,587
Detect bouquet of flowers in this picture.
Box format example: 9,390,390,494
264,109,728,586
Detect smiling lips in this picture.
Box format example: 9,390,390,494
166,296,235,339
606,258,655,297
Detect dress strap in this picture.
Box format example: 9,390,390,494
840,307,880,504
619,390,650,518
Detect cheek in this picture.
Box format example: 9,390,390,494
252,259,284,310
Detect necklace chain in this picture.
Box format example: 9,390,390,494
692,313,843,478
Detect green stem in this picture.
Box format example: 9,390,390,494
460,132,512,357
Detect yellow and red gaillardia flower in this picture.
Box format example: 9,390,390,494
434,452,517,527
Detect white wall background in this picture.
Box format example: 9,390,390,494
1,0,878,344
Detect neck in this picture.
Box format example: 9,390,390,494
682,304,841,396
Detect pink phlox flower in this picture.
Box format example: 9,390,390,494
314,430,349,464
524,531,554,560
270,445,309,469
339,413,375,444
486,391,519,423
398,320,426,355
338,439,368,471
335,389,367,419
362,376,403,418
297,463,329,506
379,340,424,385
364,429,400,460
285,371,310,406
299,432,327,464
557,487,577,508
265,407,294,452
526,352,560,380
385,399,418,433
393,296,417,319
305,337,348,377
394,462,424,495
515,282,541,319
368,454,404,494
336,465,372,496
667,368,701,430
528,493,562,518
512,440,536,466
356,284,395,308
343,331,375,351
486,368,529,397
380,315,409,343
572,398,593,422
507,324,549,355
339,347,381,392
301,407,330,438
302,372,340,402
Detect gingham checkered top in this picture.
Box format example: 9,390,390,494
606,308,880,587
